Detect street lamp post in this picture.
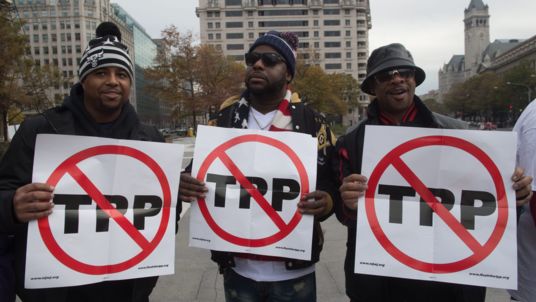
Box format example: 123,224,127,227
506,81,533,104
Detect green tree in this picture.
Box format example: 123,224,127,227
293,59,356,115
145,26,244,128
0,9,28,140
0,9,62,141
444,72,503,123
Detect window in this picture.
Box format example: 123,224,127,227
34,47,40,55
324,31,340,37
226,33,244,39
323,9,339,15
324,42,341,47
42,34,48,42
208,22,213,29
346,41,351,47
346,52,351,58
324,20,340,26
75,33,81,41
298,42,310,48
33,34,39,42
225,0,241,5
345,19,350,26
346,30,351,37
248,32,254,39
226,22,243,28
216,33,221,39
325,52,341,59
225,11,243,17
313,20,318,26
52,46,58,54
346,63,352,69
258,10,308,16
259,20,308,27
248,21,254,27
325,63,341,69
43,46,49,54
323,0,338,3
226,44,244,50
208,33,214,40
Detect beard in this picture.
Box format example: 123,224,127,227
246,74,288,97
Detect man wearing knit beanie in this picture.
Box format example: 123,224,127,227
179,30,338,301
0,22,170,302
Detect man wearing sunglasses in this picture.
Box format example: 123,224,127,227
179,31,337,301
332,43,533,302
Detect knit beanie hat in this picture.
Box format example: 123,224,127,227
78,22,133,82
248,31,298,79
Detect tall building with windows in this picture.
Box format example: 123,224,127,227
111,3,167,126
196,0,371,125
12,0,131,105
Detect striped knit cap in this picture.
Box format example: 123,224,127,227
78,22,133,82
248,31,298,80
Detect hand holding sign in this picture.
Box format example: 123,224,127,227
179,172,207,203
298,190,331,217
13,183,55,222
339,174,368,211
512,167,533,206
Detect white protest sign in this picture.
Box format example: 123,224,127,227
189,125,317,260
26,134,183,288
355,125,517,289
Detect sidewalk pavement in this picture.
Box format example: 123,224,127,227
150,206,511,302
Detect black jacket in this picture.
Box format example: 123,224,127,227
333,96,485,302
207,93,337,272
0,84,170,302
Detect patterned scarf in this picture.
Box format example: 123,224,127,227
231,90,294,132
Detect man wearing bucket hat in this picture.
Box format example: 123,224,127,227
332,43,533,301
0,22,168,301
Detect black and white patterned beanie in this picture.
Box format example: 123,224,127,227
78,22,133,82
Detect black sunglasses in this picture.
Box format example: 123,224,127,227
374,68,416,83
245,52,286,67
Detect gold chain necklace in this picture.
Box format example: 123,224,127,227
250,108,275,130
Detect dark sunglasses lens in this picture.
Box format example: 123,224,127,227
245,52,283,66
261,53,280,66
375,72,391,82
375,68,415,82
398,69,415,78
245,52,261,66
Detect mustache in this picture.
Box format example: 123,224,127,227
246,72,268,82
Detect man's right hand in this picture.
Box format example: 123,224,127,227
339,174,368,211
13,183,55,223
179,173,208,203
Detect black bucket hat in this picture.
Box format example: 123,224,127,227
360,43,425,95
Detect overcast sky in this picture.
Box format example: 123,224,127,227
112,0,536,94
